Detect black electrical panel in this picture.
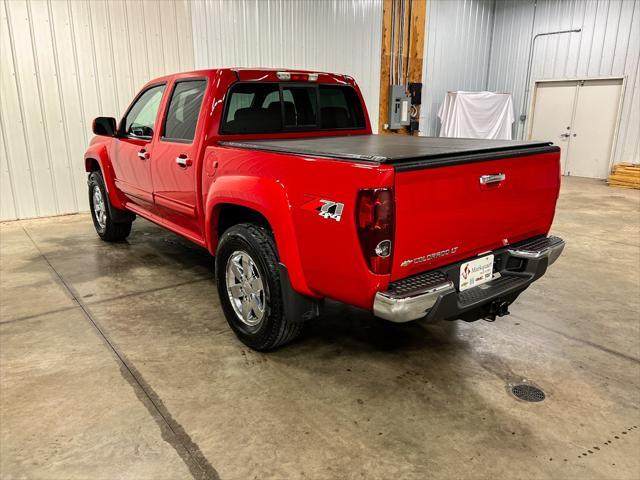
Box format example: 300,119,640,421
409,119,420,135
408,82,422,105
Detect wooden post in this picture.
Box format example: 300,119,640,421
378,0,427,135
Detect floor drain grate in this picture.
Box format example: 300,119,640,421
511,384,545,402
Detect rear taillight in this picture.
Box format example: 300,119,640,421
356,188,395,274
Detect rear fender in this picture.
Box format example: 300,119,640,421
84,143,126,211
205,175,314,298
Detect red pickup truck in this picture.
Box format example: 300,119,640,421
85,68,564,351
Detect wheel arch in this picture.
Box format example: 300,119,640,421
216,203,272,237
205,176,314,298
84,143,126,211
85,157,100,172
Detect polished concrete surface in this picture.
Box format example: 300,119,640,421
1,177,639,480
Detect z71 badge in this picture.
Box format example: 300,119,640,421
302,197,345,222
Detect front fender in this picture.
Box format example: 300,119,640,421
84,142,126,211
205,175,315,298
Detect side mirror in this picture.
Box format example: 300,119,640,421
92,117,117,137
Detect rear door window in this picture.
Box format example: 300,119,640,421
162,80,207,142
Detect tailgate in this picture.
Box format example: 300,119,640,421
391,151,561,280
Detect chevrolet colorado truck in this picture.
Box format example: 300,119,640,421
85,68,565,351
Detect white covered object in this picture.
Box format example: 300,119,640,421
437,91,515,140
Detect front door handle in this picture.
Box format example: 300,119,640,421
479,173,506,185
137,149,149,160
176,154,192,168
559,133,570,138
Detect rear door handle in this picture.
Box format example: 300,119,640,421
137,149,149,160
479,173,506,185
176,154,192,168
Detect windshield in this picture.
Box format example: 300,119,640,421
220,83,366,134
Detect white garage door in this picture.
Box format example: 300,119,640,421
529,78,624,179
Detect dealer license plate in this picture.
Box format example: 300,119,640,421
459,254,494,292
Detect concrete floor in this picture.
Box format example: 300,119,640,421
1,176,639,480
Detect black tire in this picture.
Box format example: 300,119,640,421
215,223,303,351
88,171,132,242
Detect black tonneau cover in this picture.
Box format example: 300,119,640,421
220,135,558,171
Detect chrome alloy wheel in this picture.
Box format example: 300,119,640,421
225,250,266,327
92,185,107,229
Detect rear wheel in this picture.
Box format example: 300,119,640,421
88,171,132,242
215,223,303,351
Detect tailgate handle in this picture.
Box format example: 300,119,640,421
479,173,506,185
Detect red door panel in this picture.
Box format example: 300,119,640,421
112,137,154,209
111,83,166,214
151,79,207,239
152,140,200,233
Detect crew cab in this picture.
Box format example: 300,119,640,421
85,68,565,351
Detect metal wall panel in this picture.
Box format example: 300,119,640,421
419,0,496,136
487,0,639,164
0,0,195,221
420,0,638,166
190,0,383,133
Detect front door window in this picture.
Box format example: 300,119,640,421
122,85,165,138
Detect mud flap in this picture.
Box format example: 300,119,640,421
278,263,321,323
109,205,136,224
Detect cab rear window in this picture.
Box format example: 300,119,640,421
220,83,365,134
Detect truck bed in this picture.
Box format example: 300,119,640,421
220,135,558,171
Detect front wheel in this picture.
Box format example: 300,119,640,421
88,171,132,242
215,223,303,351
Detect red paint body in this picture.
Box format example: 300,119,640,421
85,68,561,311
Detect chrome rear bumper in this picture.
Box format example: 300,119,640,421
507,235,565,266
373,235,565,323
374,281,455,323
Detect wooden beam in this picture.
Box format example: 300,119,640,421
378,0,427,135
378,0,393,134
407,0,426,88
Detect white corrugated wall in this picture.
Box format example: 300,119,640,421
488,0,640,163
1,0,383,221
0,0,195,221
420,0,496,136
190,0,383,133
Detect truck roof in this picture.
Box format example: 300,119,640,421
146,67,350,84
220,135,559,172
